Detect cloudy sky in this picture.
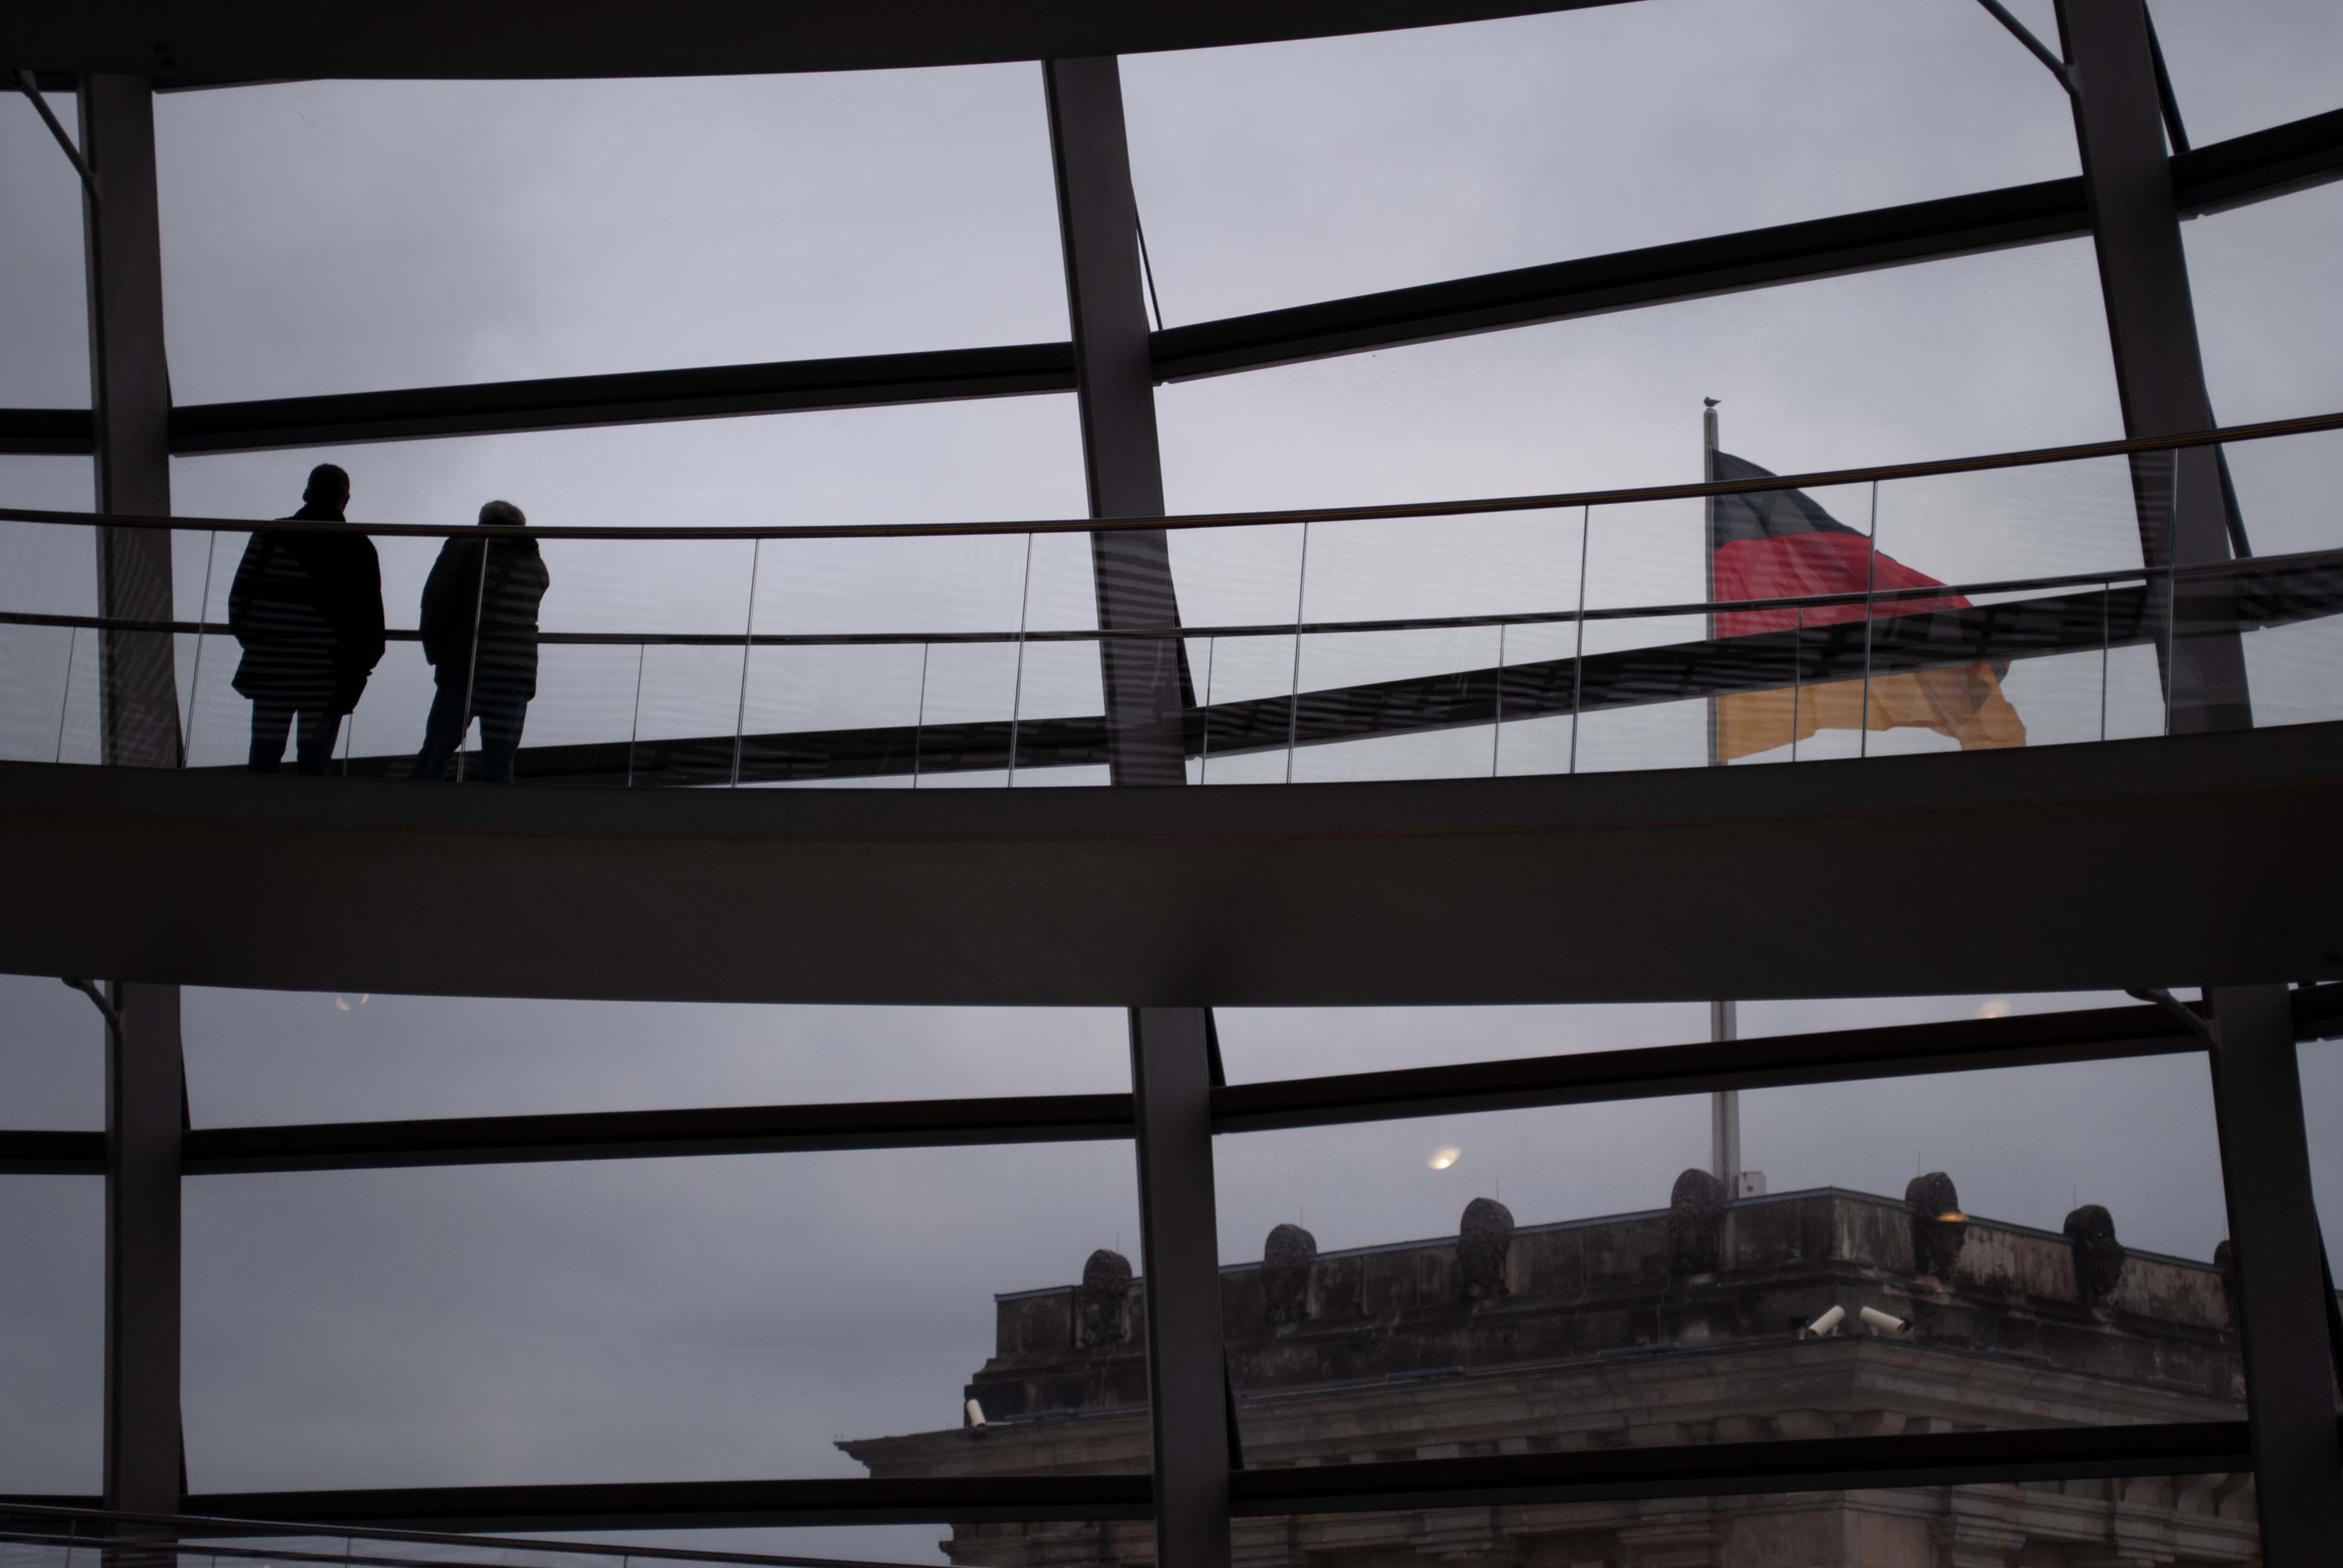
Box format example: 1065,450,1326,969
4,1,2343,1561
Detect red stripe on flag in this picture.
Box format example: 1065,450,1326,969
1714,534,1970,636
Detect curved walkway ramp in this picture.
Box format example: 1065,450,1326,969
4,722,2339,1007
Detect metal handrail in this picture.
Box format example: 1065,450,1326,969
1,409,2337,543
4,549,2325,652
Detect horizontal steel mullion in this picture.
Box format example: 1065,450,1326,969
183,1094,1134,1174
0,1129,107,1174
181,1476,1153,1530
2172,105,2343,214
0,1500,934,1568
8,408,2343,543
1229,1420,2254,1517
167,343,1076,454
1210,1000,2219,1134
1150,178,2089,381
0,408,93,457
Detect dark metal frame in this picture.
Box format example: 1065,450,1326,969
9,4,2341,1561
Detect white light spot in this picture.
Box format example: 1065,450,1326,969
333,996,350,1011
1974,999,2011,1019
1427,1146,1462,1171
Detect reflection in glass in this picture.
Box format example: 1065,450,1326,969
184,1145,1143,1490
1123,0,2078,321
1209,1054,2237,1468
1237,1478,2256,1566
181,991,1130,1123
156,70,1067,401
2149,0,2343,145
0,91,90,408
0,1178,101,1495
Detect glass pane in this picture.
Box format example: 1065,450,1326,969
1214,992,2152,1081
0,1177,101,1495
1737,989,2145,1038
1283,507,1586,785
1156,240,2122,517
736,528,1098,790
1573,497,1708,774
0,973,102,1129
156,70,1067,403
1247,1479,2257,1561
2,475,99,766
2302,1036,2343,1259
2184,181,2343,436
482,1526,1126,1568
2213,548,2343,733
2151,0,2343,144
182,992,1129,1123
1216,1054,2239,1466
1213,1002,1708,1082
183,1146,1143,1488
0,88,89,408
1123,0,2080,322
1173,520,1308,786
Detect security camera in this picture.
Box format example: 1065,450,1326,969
1860,1306,1910,1336
1801,1304,1845,1338
966,1398,989,1438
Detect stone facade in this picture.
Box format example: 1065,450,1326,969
842,1184,2259,1568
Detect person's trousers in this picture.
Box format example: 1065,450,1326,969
248,702,341,774
412,679,528,783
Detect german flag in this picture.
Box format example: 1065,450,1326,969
1710,451,2024,760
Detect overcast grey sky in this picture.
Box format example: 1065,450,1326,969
5,1,2343,1560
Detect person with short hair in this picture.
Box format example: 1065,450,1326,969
410,499,551,784
227,463,386,774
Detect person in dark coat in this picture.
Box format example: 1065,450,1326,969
411,499,551,784
228,463,386,774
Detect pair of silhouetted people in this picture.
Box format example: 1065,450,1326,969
228,465,548,782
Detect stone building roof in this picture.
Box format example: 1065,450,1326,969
841,1178,2263,1568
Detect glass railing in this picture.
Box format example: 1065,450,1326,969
4,417,2340,789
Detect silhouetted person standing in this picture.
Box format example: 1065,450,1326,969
412,500,551,784
229,463,386,774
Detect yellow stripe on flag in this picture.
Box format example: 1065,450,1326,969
1717,665,2025,762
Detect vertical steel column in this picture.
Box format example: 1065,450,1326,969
1045,57,1230,1568
1044,56,1190,788
2204,985,2343,1558
81,75,187,1517
2056,15,2330,1541
79,74,182,768
102,981,184,1517
1126,1007,1231,1568
2054,0,2248,733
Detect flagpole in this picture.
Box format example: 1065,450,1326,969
1703,398,1741,1192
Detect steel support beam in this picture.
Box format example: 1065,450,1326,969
1126,1007,1231,1568
79,74,185,1520
166,342,1075,453
13,2,1629,87
100,981,181,1517
79,75,181,769
2206,985,2343,1559
1046,56,1229,1568
2057,0,2249,733
1045,56,1191,787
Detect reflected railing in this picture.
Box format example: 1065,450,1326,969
4,416,2342,789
